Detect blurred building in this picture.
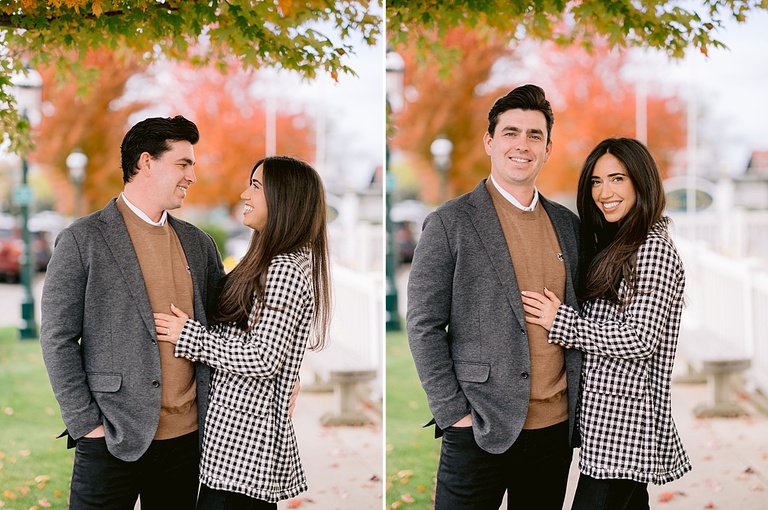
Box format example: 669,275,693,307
731,151,768,210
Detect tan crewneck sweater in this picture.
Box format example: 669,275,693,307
487,181,568,429
117,196,198,439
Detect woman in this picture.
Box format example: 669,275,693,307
521,138,691,509
154,156,331,509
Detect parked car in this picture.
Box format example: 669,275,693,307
0,220,52,283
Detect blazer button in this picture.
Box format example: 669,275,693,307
521,372,529,379
151,380,160,388
151,339,157,345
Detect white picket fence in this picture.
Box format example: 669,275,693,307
669,210,768,260
328,221,383,274
675,236,768,396
327,263,384,398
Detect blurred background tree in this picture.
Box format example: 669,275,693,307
29,55,317,215
163,62,316,210
390,34,687,203
385,1,764,205
1,0,380,153
388,0,765,60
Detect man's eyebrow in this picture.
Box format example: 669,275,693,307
499,126,544,135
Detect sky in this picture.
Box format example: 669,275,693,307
289,37,384,191
643,9,768,177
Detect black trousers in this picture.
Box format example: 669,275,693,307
197,485,277,510
68,431,199,510
434,420,573,510
570,474,649,510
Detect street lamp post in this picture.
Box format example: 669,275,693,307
10,68,43,340
67,149,88,218
385,50,405,331
430,135,454,203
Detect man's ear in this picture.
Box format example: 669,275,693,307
138,152,152,175
482,131,493,156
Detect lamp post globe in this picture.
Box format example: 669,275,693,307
67,149,88,218
430,136,453,203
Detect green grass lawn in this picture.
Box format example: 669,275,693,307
0,326,72,509
385,328,441,509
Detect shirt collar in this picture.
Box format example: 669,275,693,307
489,174,539,212
121,192,167,226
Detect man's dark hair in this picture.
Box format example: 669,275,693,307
120,115,199,184
487,84,554,143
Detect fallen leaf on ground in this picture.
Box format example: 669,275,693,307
658,492,675,502
390,501,402,509
417,485,425,493
18,450,31,457
286,499,303,508
750,484,765,492
704,503,715,509
2,490,17,499
38,499,51,508
401,494,414,503
370,475,380,482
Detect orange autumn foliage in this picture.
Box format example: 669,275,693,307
390,27,515,204
33,55,315,215
162,64,316,210
537,42,686,197
34,50,148,215
392,36,686,204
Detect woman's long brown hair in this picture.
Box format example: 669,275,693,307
576,138,667,307
213,156,331,350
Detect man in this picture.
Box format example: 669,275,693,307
406,84,583,509
40,116,225,509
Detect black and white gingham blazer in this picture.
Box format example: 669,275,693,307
549,221,692,485
175,248,314,502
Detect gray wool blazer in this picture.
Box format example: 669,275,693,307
406,179,583,455
40,198,225,462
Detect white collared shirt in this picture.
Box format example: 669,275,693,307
121,192,167,226
490,174,539,211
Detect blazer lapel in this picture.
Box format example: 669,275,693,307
98,199,156,337
467,180,527,329
540,196,579,308
169,216,208,326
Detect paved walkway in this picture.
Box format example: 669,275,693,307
284,375,383,509
643,378,768,509
398,265,768,509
